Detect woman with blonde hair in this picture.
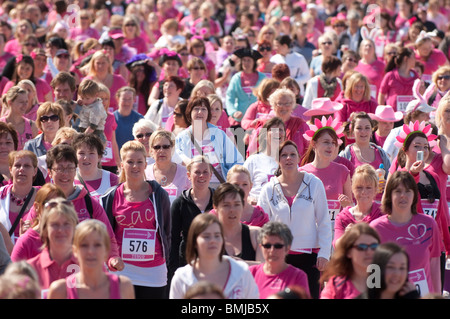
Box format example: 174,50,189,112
122,15,148,54
48,219,135,299
424,66,450,109
17,79,39,121
335,72,378,123
0,86,39,150
100,140,171,299
82,50,127,111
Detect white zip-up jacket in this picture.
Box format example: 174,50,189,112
257,172,332,260
169,255,259,299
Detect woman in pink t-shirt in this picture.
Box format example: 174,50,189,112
354,39,386,100
250,221,310,299
320,223,380,299
101,140,171,299
378,47,419,112
334,164,383,248
415,35,449,82
122,16,148,54
300,119,353,231
370,171,442,296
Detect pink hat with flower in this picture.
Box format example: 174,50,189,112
395,121,438,149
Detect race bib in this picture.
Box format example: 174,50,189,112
370,84,377,99
101,141,113,162
421,199,439,219
121,228,156,262
397,95,415,113
409,268,429,297
328,200,341,223
164,186,177,203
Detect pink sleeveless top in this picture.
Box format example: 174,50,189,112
65,273,121,299
0,116,33,150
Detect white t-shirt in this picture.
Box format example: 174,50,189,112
244,153,278,201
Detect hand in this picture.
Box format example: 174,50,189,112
109,257,125,272
233,111,243,119
338,194,352,208
247,196,257,206
398,280,417,297
409,160,424,175
344,223,354,232
316,257,328,272
19,218,31,236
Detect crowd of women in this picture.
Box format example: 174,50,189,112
0,0,449,300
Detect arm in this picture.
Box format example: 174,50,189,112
47,279,67,299
225,74,240,118
430,256,441,293
438,135,450,174
119,275,135,299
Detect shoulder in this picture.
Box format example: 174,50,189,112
118,275,135,299
47,278,67,299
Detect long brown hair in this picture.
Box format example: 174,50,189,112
320,223,380,284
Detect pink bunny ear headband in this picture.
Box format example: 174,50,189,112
395,121,437,149
303,116,345,145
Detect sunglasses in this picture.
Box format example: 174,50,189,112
261,243,285,249
353,243,379,251
24,42,38,47
438,75,450,80
321,41,333,45
136,132,152,139
191,67,205,70
40,115,59,122
125,24,136,27
152,144,171,150
259,46,272,52
57,54,70,59
173,112,183,117
346,58,357,63
334,24,346,28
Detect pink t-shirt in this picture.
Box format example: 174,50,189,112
11,227,42,262
69,27,100,41
354,59,386,98
101,112,118,167
379,69,419,112
112,184,165,268
249,263,310,299
299,162,350,200
320,275,363,299
370,214,442,294
415,49,449,80
241,100,272,130
3,78,52,103
124,37,148,54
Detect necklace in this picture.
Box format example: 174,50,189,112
10,191,28,206
160,175,167,186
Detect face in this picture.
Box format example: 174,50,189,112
437,73,450,91
223,37,234,52
47,213,74,248
353,118,372,144
121,150,147,180
150,137,172,163
74,231,108,269
347,234,379,271
10,156,37,184
76,144,100,174
187,162,212,190
98,91,110,109
163,60,179,77
313,131,337,160
351,80,366,102
377,120,394,135
279,144,299,171
189,63,206,80
273,95,294,120
228,172,252,200
383,252,409,295
10,93,28,115
261,235,289,264
55,53,70,70
78,94,96,106
320,38,334,53
267,124,286,149
40,112,61,134
241,56,254,72
0,133,15,162
209,101,222,125
216,193,244,226
124,21,137,36
391,182,415,213
49,160,77,190
417,39,433,57
93,57,109,74
118,91,135,112
352,178,377,206
54,82,74,102
163,81,181,98
17,62,33,80
196,222,223,259
191,104,209,125
405,136,430,163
